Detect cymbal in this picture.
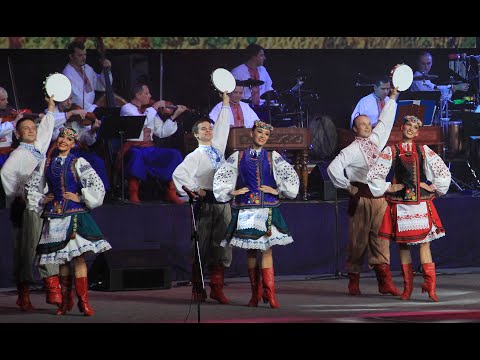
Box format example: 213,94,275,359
237,78,265,87
260,90,279,100
413,74,439,81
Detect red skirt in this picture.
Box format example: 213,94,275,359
378,200,445,244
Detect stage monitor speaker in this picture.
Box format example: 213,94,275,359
308,161,336,201
88,249,171,291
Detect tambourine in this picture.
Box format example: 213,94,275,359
43,73,72,102
211,68,236,93
390,64,413,91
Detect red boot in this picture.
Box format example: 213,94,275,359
164,180,184,205
209,265,230,304
43,275,62,306
421,262,439,302
56,276,74,315
373,264,401,296
247,267,263,307
128,178,141,204
16,282,35,311
262,267,280,309
400,263,414,300
347,273,361,295
75,277,94,316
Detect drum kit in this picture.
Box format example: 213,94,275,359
212,67,320,128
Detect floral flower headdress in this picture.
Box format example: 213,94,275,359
59,127,78,140
253,120,274,132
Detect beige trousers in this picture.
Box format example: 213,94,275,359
346,197,390,273
12,209,59,284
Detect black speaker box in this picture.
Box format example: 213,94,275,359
88,250,171,291
308,162,337,201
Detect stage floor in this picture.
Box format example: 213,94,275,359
1,268,480,323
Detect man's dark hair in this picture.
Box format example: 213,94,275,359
67,41,85,55
16,116,37,132
245,43,264,60
373,75,391,87
130,82,148,100
192,117,213,135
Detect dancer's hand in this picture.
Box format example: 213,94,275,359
230,187,249,196
348,184,358,196
259,185,279,195
387,184,404,193
420,182,435,192
42,193,54,204
63,192,81,202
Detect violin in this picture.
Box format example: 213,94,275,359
67,104,97,126
1,109,41,123
141,99,198,119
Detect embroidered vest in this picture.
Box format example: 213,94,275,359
232,148,280,209
42,153,89,218
385,142,435,204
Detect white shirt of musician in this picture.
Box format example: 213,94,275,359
0,121,15,147
0,112,55,207
172,105,230,197
209,100,258,128
231,64,274,106
350,93,391,128
327,99,397,190
120,103,178,141
63,63,111,113
410,70,436,92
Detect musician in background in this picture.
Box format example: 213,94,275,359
0,87,23,168
328,87,400,298
231,44,274,107
49,95,109,191
350,75,391,128
208,83,259,128
120,82,186,204
410,51,469,93
173,91,232,304
63,40,112,112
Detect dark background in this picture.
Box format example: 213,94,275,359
1,46,478,131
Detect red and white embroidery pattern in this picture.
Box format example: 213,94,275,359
397,203,429,232
356,137,379,169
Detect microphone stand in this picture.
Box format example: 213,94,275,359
188,194,205,323
306,188,347,280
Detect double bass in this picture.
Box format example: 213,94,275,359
92,37,126,198
94,37,127,108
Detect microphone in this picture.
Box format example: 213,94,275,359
182,185,199,200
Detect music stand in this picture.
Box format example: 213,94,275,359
93,106,121,121
98,115,146,203
399,91,442,124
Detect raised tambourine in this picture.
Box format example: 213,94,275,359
43,73,72,102
211,68,236,93
390,64,414,91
